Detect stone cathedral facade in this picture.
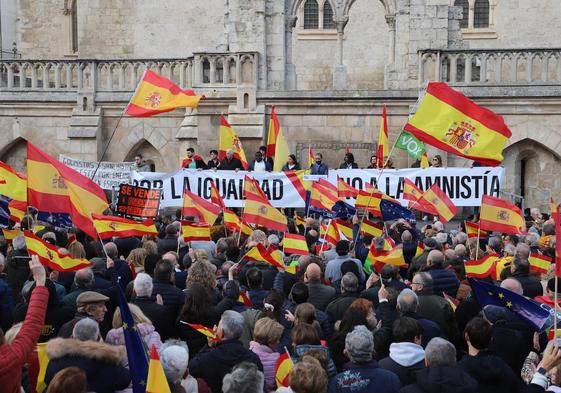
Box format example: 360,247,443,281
0,0,560,210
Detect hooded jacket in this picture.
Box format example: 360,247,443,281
45,338,130,393
249,341,280,391
459,350,521,393
379,342,426,386
400,365,478,393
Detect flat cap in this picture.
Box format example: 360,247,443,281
76,291,109,308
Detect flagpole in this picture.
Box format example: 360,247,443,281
475,227,481,260
320,218,331,249
176,221,182,255
95,227,111,260
464,221,472,255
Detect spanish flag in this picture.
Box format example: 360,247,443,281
242,243,284,270
285,170,310,202
355,189,382,216
480,194,524,235
294,214,306,227
310,179,339,211
337,177,359,198
146,345,171,393
529,253,552,275
244,175,269,203
283,233,308,255
182,188,220,225
374,245,407,267
27,142,108,239
24,231,91,272
465,254,500,279
209,181,225,209
415,242,424,257
404,82,512,166
320,220,340,245
275,350,294,388
36,343,49,393
0,161,27,202
420,152,430,168
308,144,314,168
125,70,202,117
335,219,353,240
181,221,211,242
464,221,488,239
92,214,158,239
243,199,287,232
238,291,252,307
180,322,218,340
377,104,389,168
270,107,291,172
223,208,253,236
361,219,384,237
2,229,22,243
403,179,423,203
417,184,458,223
219,115,249,169
443,292,459,311
8,199,26,223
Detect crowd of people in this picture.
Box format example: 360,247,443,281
0,200,559,393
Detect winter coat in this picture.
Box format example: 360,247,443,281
379,342,426,386
328,360,401,393
326,293,360,325
426,267,459,298
150,280,186,322
6,249,30,300
400,366,478,393
459,350,521,393
133,296,177,340
105,322,162,353
416,291,459,344
307,281,336,311
512,272,543,298
0,286,48,393
45,338,130,393
293,344,337,378
189,338,263,393
248,288,269,310
401,312,444,348
250,341,280,391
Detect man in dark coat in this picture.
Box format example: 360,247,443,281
150,260,185,322
189,310,263,393
396,289,444,348
219,149,244,171
58,291,110,339
401,337,478,393
425,250,459,298
157,224,179,256
305,262,336,311
511,256,543,298
326,272,360,326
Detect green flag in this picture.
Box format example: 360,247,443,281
395,131,426,159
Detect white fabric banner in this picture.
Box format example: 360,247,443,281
131,167,505,208
59,154,134,190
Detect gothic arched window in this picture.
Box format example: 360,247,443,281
454,0,469,28
323,1,336,29
474,0,490,28
303,0,319,29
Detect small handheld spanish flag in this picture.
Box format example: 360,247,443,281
92,214,158,239
465,254,500,280
146,345,171,393
283,233,308,256
529,253,552,275
180,322,219,341
417,183,458,224
125,70,202,117
238,291,252,307
464,221,488,239
360,220,384,238
242,243,284,270
181,221,211,242
275,349,294,388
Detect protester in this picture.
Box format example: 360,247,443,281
222,361,264,393
367,154,378,169
248,151,272,172
219,149,244,171
182,147,207,169
431,155,443,167
207,149,221,169
249,317,283,391
58,290,109,338
105,303,162,351
160,340,212,393
339,153,358,169
281,154,301,171
310,153,328,175
134,153,152,172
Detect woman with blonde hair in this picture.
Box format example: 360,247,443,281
105,303,162,351
67,241,86,259
142,240,158,256
126,248,147,275
250,317,284,391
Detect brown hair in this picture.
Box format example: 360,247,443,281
142,240,158,256
68,241,86,259
253,317,284,346
298,349,328,371
45,367,87,393
294,303,322,337
291,323,320,346
127,248,147,268
289,356,328,393
186,261,217,291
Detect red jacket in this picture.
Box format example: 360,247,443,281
0,286,48,393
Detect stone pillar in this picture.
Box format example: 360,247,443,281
284,16,297,90
333,18,348,91
386,14,396,64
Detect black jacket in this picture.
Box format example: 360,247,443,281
219,157,244,171
459,350,521,393
307,281,336,311
134,296,176,340
379,356,425,387
113,236,141,259
326,292,360,325
426,266,459,298
400,366,478,393
157,236,179,255
512,272,543,298
150,281,186,323
189,339,263,393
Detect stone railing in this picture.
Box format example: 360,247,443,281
0,52,258,92
419,48,561,86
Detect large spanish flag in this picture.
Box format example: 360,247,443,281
355,189,383,216
0,161,27,202
209,181,225,209
417,184,458,224
242,243,284,270
310,179,339,211
181,221,211,242
377,104,389,168
361,219,384,237
146,345,171,393
335,219,353,240
182,188,220,225
8,199,27,223
3,228,23,243
243,199,287,232
244,175,269,203
218,115,249,169
337,177,359,198
275,351,294,388
27,142,108,238
403,179,423,203
24,231,91,272
223,208,253,236
125,70,202,117
270,107,290,172
464,221,488,239
283,233,308,255
404,82,512,166
480,194,524,235
465,254,500,279
320,220,341,245
92,214,158,239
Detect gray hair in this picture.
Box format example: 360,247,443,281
12,235,26,251
504,244,516,256
413,272,433,289
455,231,468,245
104,242,119,259
530,207,541,217
525,233,539,247
401,230,412,242
543,221,555,236
435,232,448,245
515,243,531,260
345,325,374,364
427,250,445,267
501,278,523,296
267,234,280,245
488,236,502,251
341,272,358,293
425,337,456,367
222,362,264,393
433,221,444,232
133,273,153,297
397,288,419,314
72,317,100,341
74,268,94,289
160,340,190,384
454,244,467,258
219,310,244,340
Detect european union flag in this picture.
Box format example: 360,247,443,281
117,284,149,392
37,212,73,228
0,195,10,228
380,199,416,224
469,278,550,331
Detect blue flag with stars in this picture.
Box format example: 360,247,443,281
117,283,149,392
380,199,416,224
469,278,550,331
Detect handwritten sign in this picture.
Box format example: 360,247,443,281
116,184,161,219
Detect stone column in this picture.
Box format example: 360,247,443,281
333,17,348,91
386,14,396,65
284,16,297,90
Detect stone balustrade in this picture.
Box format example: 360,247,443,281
0,52,258,92
419,48,561,86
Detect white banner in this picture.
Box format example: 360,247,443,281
131,167,505,208
59,155,134,190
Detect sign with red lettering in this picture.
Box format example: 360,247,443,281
116,183,162,219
